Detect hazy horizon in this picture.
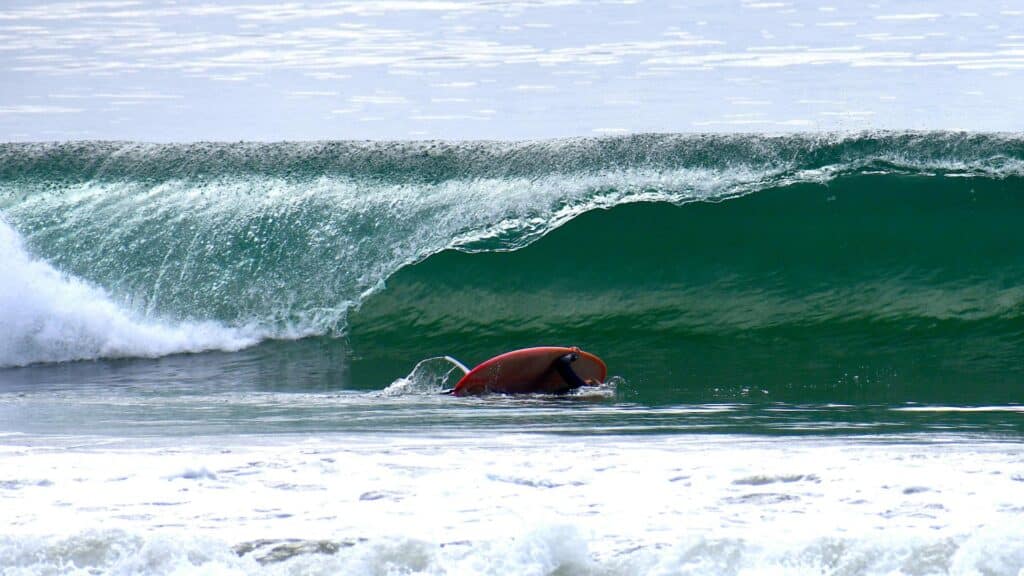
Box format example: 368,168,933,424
3,0,1024,141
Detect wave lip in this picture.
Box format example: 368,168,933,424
0,219,258,368
3,132,1024,183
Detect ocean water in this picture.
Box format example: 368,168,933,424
1,133,1023,574
2,0,1024,139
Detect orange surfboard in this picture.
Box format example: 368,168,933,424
451,346,606,396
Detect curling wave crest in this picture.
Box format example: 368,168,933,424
2,132,1023,366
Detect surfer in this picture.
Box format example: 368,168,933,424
448,346,606,395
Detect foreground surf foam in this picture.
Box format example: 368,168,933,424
3,435,1023,575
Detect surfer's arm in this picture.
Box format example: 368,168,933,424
553,352,588,391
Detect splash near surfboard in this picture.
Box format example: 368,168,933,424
448,346,606,396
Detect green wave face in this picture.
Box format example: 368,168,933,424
1,133,1023,402
348,175,1024,403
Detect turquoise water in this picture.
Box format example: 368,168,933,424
2,133,1023,574
2,133,1023,405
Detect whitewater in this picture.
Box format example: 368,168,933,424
4,433,1024,575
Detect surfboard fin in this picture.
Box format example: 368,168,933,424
441,355,470,376
435,356,469,394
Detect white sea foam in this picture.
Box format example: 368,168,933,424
4,527,1024,575
377,356,469,396
0,218,259,367
2,435,1022,575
